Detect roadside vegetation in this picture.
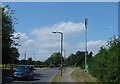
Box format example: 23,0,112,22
51,68,72,83
52,67,98,83
51,71,61,83
71,67,98,82
2,5,20,69
52,36,120,83
88,36,120,83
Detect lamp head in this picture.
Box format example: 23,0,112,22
52,32,56,33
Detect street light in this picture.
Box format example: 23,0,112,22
52,31,63,76
85,18,88,73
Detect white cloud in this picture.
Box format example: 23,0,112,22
87,40,107,47
31,21,85,41
77,40,107,55
32,21,85,50
19,33,28,40
38,50,50,54
40,42,60,49
13,32,28,40
18,21,86,60
22,39,35,46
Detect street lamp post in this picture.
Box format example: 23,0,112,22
53,31,63,76
85,18,88,73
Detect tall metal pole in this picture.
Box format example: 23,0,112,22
52,32,63,76
63,49,66,70
61,33,63,76
24,51,26,60
34,53,35,61
85,18,88,72
64,49,66,64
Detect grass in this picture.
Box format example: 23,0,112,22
51,67,76,83
51,71,62,84
52,67,99,84
51,68,69,82
71,67,99,82
35,67,49,70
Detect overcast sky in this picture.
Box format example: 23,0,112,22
3,2,118,61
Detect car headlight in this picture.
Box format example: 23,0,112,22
14,74,17,76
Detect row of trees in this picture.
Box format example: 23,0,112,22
88,36,120,83
19,57,46,67
44,51,93,68
2,5,20,67
45,52,62,67
66,51,93,68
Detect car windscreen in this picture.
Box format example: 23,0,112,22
15,66,29,71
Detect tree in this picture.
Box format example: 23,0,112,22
10,47,19,64
45,52,62,67
2,5,19,65
66,53,76,66
106,36,119,82
66,51,93,68
89,36,120,83
75,51,85,68
19,59,27,65
28,57,33,65
87,51,93,62
33,60,42,65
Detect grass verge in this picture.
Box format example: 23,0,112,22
51,71,62,84
71,67,99,82
51,67,75,83
35,67,49,70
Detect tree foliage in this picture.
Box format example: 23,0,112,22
45,52,63,67
66,51,93,68
89,36,120,83
2,5,19,64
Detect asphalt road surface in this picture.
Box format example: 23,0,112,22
5,68,59,84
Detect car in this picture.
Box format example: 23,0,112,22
13,65,36,80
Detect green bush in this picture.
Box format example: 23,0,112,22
88,36,120,83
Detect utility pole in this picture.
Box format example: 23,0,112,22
85,18,88,73
24,51,26,60
61,33,63,75
63,49,66,70
64,49,66,63
34,53,35,61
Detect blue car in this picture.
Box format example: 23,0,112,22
13,65,36,80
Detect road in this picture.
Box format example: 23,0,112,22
2,68,59,84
